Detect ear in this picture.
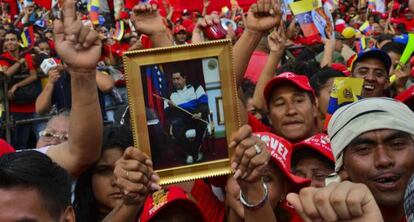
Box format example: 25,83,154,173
384,77,391,90
61,206,76,222
313,97,319,118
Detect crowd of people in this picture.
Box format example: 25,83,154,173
0,0,414,221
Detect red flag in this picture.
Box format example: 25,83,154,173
34,0,52,9
1,0,19,17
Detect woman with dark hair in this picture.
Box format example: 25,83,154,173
74,125,135,222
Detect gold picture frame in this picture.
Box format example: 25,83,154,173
123,40,240,185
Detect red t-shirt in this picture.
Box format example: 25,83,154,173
191,180,226,222
0,52,36,113
248,113,272,133
244,51,269,83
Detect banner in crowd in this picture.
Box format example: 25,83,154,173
290,0,335,40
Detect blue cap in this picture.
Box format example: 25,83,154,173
352,49,392,75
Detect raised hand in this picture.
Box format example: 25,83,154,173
245,0,282,33
268,22,286,53
47,68,61,84
394,62,411,91
203,0,210,8
287,181,384,222
114,147,161,206
229,125,270,183
130,4,166,36
53,0,101,74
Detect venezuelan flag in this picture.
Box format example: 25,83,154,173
114,21,124,41
359,21,372,35
324,77,364,130
355,37,367,53
88,0,100,25
20,26,35,48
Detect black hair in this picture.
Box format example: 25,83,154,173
310,67,346,96
34,38,50,47
4,30,20,41
241,78,256,99
291,148,334,170
0,151,72,220
276,60,321,79
375,33,394,44
396,23,408,34
74,125,133,222
381,42,405,55
295,44,324,62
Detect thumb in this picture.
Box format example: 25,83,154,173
53,19,64,43
286,193,313,222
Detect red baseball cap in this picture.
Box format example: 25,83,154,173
292,133,334,163
0,139,15,157
140,186,206,222
331,63,351,76
254,132,310,191
119,11,129,20
173,25,187,34
263,72,316,103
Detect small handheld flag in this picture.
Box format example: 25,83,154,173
114,20,125,41
390,34,414,84
324,77,364,130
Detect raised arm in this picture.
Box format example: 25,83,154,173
252,25,286,112
46,0,103,178
96,70,115,93
35,68,60,114
233,0,281,87
233,0,281,124
107,147,160,222
229,125,276,222
130,3,173,48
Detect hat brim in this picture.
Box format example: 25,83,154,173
264,78,315,103
269,157,311,192
353,50,392,74
292,143,335,164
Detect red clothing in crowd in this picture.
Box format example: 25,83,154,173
391,18,414,32
244,51,269,83
0,52,36,113
191,180,226,222
248,113,272,133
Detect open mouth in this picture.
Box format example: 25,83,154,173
110,192,123,198
374,175,399,184
363,84,375,92
373,174,401,191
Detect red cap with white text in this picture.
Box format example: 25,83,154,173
263,72,316,103
254,132,310,191
292,133,335,163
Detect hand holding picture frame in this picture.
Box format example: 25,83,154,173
123,40,241,185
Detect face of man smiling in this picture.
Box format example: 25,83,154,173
342,129,414,208
352,57,390,98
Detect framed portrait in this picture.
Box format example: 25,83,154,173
123,40,241,185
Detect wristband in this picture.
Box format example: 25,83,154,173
239,182,268,210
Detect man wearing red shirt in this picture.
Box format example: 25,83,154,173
0,31,38,149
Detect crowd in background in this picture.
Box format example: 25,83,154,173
0,0,414,221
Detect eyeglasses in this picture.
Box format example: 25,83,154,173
39,130,69,141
